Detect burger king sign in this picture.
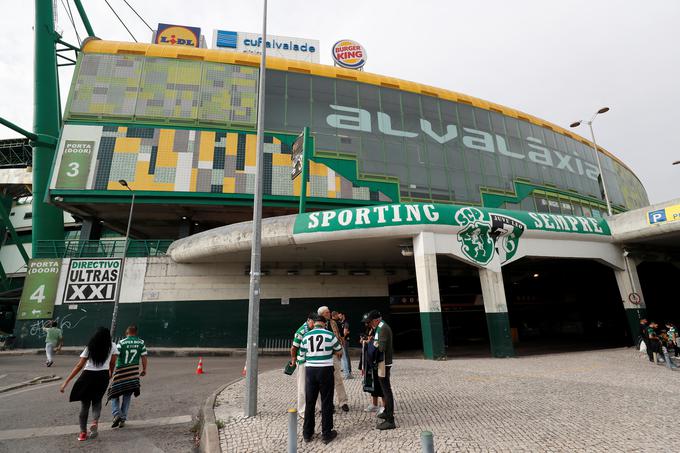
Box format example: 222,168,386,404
332,40,367,70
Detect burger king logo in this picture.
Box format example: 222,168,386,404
332,39,367,70
155,23,201,48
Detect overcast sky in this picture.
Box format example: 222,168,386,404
1,0,678,203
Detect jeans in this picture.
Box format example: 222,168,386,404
341,344,352,377
45,343,54,363
111,392,133,420
303,366,335,439
378,365,395,423
79,399,102,432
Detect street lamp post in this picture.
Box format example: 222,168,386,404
570,107,613,216
244,0,268,418
110,179,135,336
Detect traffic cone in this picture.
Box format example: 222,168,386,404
196,357,205,375
241,362,247,377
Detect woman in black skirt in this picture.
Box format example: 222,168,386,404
60,327,119,441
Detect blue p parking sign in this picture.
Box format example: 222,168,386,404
648,209,666,224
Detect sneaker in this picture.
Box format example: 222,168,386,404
341,404,349,412
118,419,126,428
46,361,53,367
376,420,396,430
111,416,121,428
88,422,98,439
377,407,385,415
303,435,313,443
77,432,87,441
322,430,338,444
377,410,389,419
364,404,379,412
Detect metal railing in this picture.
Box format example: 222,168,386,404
34,239,173,258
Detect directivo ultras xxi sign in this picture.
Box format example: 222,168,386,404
64,259,122,303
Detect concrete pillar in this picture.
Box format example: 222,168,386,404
614,256,647,343
479,268,515,358
413,232,446,360
79,217,102,241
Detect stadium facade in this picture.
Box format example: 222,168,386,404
11,37,679,359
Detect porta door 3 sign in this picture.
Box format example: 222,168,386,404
64,259,122,303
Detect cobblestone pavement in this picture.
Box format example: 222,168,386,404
215,348,680,452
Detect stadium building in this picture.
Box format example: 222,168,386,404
9,27,679,357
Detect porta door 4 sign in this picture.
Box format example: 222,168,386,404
64,259,122,303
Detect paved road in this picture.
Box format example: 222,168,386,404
217,348,680,452
0,354,280,452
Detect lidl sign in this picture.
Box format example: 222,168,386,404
156,23,201,47
648,204,680,225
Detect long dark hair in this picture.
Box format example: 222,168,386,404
87,327,112,367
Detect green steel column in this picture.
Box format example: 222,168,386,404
479,268,515,358
32,0,64,251
72,0,95,37
413,232,446,360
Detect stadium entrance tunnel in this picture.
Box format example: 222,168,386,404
388,257,631,357
637,261,680,323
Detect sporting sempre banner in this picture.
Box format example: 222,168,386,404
17,259,62,320
55,140,94,189
294,203,611,236
64,259,122,303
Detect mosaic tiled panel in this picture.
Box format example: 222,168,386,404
92,126,392,202
67,54,258,127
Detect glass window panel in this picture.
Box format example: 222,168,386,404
335,80,358,107
311,76,335,132
264,70,286,130
360,136,384,163
440,100,458,125
402,92,422,135
386,163,409,182
517,119,532,139
406,142,425,166
465,149,482,174
535,197,549,213
421,96,440,122
490,111,506,133
285,73,310,129
466,172,483,203
520,197,535,211
379,88,401,116
504,116,521,138
385,138,406,164
474,108,491,132
227,64,258,126
572,204,583,216
430,168,448,192
446,145,465,171
426,143,446,166
451,175,468,201
408,165,429,187
361,159,386,174
457,103,475,128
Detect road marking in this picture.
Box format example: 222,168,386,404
0,415,193,441
0,381,62,399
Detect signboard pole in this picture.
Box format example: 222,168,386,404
299,127,310,214
244,0,267,418
110,184,135,337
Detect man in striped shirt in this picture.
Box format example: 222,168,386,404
290,313,315,417
300,314,343,444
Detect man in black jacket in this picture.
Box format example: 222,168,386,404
367,310,395,430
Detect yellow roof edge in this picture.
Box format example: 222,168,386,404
81,39,639,181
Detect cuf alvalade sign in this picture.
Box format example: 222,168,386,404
293,203,610,269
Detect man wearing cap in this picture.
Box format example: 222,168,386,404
290,313,316,417
300,314,343,444
318,306,350,412
367,310,396,430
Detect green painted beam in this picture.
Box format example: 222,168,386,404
486,312,515,358
72,0,95,37
419,312,446,360
32,0,65,252
0,203,29,265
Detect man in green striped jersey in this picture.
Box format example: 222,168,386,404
300,314,343,444
290,313,315,417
